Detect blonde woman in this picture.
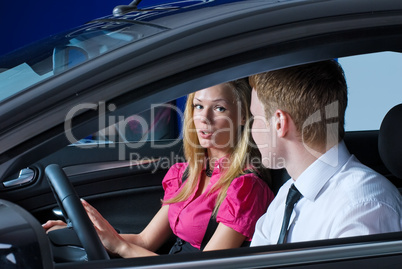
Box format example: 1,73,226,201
44,79,274,257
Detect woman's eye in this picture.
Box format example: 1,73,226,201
215,106,226,112
193,104,203,110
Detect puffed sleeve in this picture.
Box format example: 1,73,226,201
216,173,274,240
162,162,188,201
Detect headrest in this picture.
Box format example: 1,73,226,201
378,104,402,179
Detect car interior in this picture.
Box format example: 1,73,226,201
1,48,402,268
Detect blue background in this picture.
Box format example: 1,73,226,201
0,0,164,56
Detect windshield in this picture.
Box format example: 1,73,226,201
0,19,168,103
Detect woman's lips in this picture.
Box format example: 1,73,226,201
199,130,213,139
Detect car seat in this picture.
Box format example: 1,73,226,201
378,103,402,194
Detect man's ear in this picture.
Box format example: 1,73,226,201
273,109,289,138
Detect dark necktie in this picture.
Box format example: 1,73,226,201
277,184,302,244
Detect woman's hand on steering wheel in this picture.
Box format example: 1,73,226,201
81,199,129,257
42,220,67,233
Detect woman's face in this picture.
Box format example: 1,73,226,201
192,84,244,157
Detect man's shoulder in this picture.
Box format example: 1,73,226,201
340,154,387,184
331,155,400,204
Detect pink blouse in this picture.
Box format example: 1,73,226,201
162,159,274,249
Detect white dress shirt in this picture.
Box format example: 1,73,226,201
251,141,402,246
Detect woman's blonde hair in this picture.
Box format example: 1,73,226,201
164,79,264,215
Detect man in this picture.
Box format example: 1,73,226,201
249,60,402,245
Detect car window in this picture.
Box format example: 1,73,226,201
75,96,187,146
340,51,402,131
0,20,167,104
75,51,402,145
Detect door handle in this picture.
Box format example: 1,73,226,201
3,168,35,188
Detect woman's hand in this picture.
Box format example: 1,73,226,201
81,199,129,257
45,199,163,258
42,220,67,233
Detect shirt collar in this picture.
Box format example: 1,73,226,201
294,141,351,202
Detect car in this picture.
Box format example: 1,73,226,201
0,0,402,268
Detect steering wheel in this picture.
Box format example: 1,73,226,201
45,164,110,261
